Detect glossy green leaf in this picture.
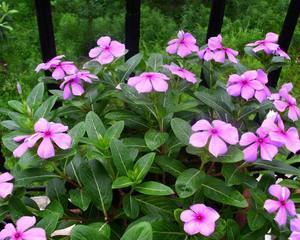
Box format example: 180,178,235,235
170,118,191,145
155,156,186,178
26,82,44,108
70,189,91,211
85,111,106,142
135,181,174,196
134,152,156,181
112,176,134,189
121,221,152,240
144,129,168,151
123,195,140,219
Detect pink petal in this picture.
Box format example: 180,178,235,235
61,63,77,75
26,133,42,148
89,46,102,58
269,184,290,201
228,74,241,84
241,85,255,100
23,227,47,240
128,76,142,87
0,223,16,239
183,221,201,235
192,120,212,131
190,204,220,222
13,142,29,158
151,79,168,92
135,79,153,93
196,221,216,237
288,106,300,122
290,217,300,232
285,200,296,216
63,84,72,100
243,143,258,162
97,50,114,65
109,41,125,57
227,84,242,97
13,135,29,142
37,138,55,159
49,123,68,133
265,32,278,42
97,36,111,47
256,69,268,84
180,210,196,223
265,42,280,51
240,132,257,146
213,50,225,63
290,232,300,240
275,206,287,226
0,183,13,198
285,127,300,153
0,172,14,183
34,118,50,133
227,52,238,63
264,199,281,213
248,80,265,90
166,43,178,55
273,100,288,112
71,83,85,96
217,124,239,145
260,143,278,161
16,216,36,232
51,133,72,150
208,135,227,157
52,66,65,80
177,44,192,58
189,132,210,148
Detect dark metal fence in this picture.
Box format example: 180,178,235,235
0,0,299,171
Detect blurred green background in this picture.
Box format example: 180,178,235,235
0,0,299,109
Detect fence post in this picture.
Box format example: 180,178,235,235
125,0,141,60
201,0,226,87
34,0,56,77
268,0,300,88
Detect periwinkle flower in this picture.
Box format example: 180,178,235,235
290,216,300,240
189,119,239,157
264,184,296,226
163,63,197,84
180,204,220,236
0,172,14,199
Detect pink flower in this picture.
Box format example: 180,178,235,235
163,63,197,84
0,172,14,199
254,69,271,103
0,216,46,240
226,70,265,101
166,30,199,58
247,32,279,54
207,34,239,63
59,71,98,100
197,47,214,61
35,55,77,80
290,216,300,240
89,36,125,65
128,72,170,93
180,204,220,236
189,119,239,157
13,118,72,159
261,111,300,153
271,83,300,122
264,184,296,226
275,47,290,60
240,128,279,162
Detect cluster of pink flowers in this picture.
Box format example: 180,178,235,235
0,216,46,240
264,185,296,227
198,34,239,63
36,56,98,100
180,204,220,236
13,118,72,159
227,69,271,102
189,119,239,157
0,172,14,199
246,32,290,59
270,83,300,122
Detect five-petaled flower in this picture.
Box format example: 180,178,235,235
240,128,278,162
166,30,198,58
0,172,14,199
35,55,77,80
180,204,220,236
128,72,170,93
89,36,125,65
189,119,239,157
163,63,197,84
0,216,46,240
227,70,268,101
289,216,300,240
264,184,296,226
13,118,72,159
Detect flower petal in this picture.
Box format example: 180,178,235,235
274,206,287,226
0,172,14,183
37,138,55,159
183,221,201,235
23,227,47,240
151,79,168,92
240,132,257,146
51,133,72,150
0,223,16,239
208,135,227,157
89,46,102,58
109,41,125,57
180,210,196,223
13,142,29,158
34,118,49,133
264,199,281,213
189,132,210,148
192,120,212,131
0,183,13,198
16,216,36,232
285,200,296,216
260,143,278,161
242,143,258,162
52,66,65,80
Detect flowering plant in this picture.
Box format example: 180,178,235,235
0,31,299,239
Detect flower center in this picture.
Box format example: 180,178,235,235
241,80,248,85
210,128,218,135
257,138,264,144
280,200,286,206
14,232,23,239
104,46,110,50
145,74,153,79
44,130,52,137
196,214,203,221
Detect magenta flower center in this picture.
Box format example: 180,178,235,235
280,200,286,206
241,79,248,85
196,213,204,221
210,128,218,135
257,138,264,144
145,74,154,79
14,232,23,240
44,130,52,137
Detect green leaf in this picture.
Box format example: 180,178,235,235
1,120,19,130
121,221,152,240
170,118,191,145
85,111,106,142
226,219,240,240
237,101,272,121
110,139,138,176
46,179,67,204
88,222,111,239
123,195,140,219
255,159,300,176
34,95,57,119
18,151,40,169
155,156,186,178
119,53,143,82
135,181,174,196
250,188,267,207
247,209,266,231
8,100,24,113
144,129,168,151
71,225,108,240
69,121,86,146
202,176,248,208
152,221,185,240
8,196,32,221
104,121,124,142
215,146,243,163
146,53,163,71
112,176,134,189
26,82,44,108
69,189,91,211
134,152,156,181
79,160,112,213
175,168,205,198
37,213,60,235
222,164,257,188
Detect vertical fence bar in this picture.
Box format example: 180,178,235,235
125,0,141,60
34,0,56,77
201,0,226,87
268,0,300,88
